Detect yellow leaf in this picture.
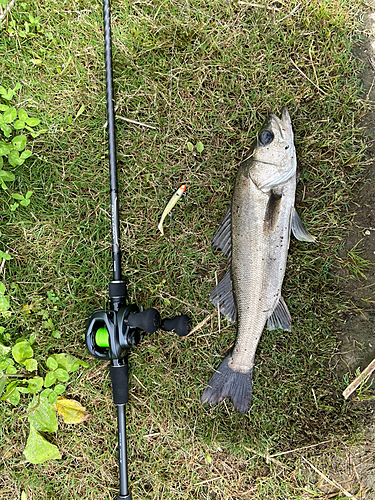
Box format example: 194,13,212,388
53,398,90,424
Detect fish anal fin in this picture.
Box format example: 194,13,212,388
201,355,253,414
210,270,237,323
267,296,291,332
291,207,315,242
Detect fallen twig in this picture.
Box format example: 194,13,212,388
269,439,332,458
301,456,355,498
243,446,288,469
188,312,216,336
116,115,157,130
277,2,302,22
342,357,375,399
289,57,328,96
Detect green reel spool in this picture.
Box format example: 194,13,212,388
95,327,110,348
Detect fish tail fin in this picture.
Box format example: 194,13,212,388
201,355,253,414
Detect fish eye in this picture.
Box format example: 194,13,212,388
258,129,274,146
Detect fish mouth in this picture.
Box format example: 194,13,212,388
263,107,293,141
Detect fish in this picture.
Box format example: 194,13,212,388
201,107,315,414
158,184,187,235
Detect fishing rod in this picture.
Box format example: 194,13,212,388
85,1,190,498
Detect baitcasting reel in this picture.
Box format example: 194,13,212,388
86,282,190,361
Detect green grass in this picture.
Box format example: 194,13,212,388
0,0,371,498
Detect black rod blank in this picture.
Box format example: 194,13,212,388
103,0,122,283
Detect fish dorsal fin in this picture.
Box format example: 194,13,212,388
291,208,315,242
211,205,232,258
267,296,291,332
210,270,237,323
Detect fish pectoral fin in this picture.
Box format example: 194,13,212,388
210,270,237,323
267,296,291,332
264,189,282,233
211,205,232,258
291,207,315,242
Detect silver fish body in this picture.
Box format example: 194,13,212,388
201,108,314,414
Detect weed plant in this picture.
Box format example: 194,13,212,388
0,0,370,498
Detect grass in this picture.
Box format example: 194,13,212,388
0,0,372,498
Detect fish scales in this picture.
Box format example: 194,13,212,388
202,108,315,414
230,166,296,373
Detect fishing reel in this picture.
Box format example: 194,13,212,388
86,281,190,362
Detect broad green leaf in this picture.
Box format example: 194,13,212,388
12,341,33,364
46,356,58,370
0,282,6,294
27,376,44,394
18,109,28,121
11,193,24,200
25,190,33,199
21,491,27,500
19,150,32,161
0,123,12,137
13,120,25,130
24,358,38,371
10,203,19,211
27,395,58,432
11,135,27,152
75,104,85,119
1,380,18,401
55,368,69,382
0,251,11,260
54,384,65,395
44,371,57,387
187,142,194,152
23,425,61,464
196,141,204,153
41,389,53,398
48,391,58,404
8,150,20,167
20,199,31,207
6,364,18,375
53,398,90,424
25,117,40,127
0,171,15,183
30,59,43,66
3,107,17,123
0,375,7,396
0,342,10,355
0,156,2,169
52,353,88,372
0,104,9,112
0,294,10,313
0,142,13,156
9,388,20,405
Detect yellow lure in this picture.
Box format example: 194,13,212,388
158,184,187,235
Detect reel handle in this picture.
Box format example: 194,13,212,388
161,315,190,337
126,309,191,337
127,308,160,334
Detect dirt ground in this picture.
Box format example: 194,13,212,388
323,2,375,498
